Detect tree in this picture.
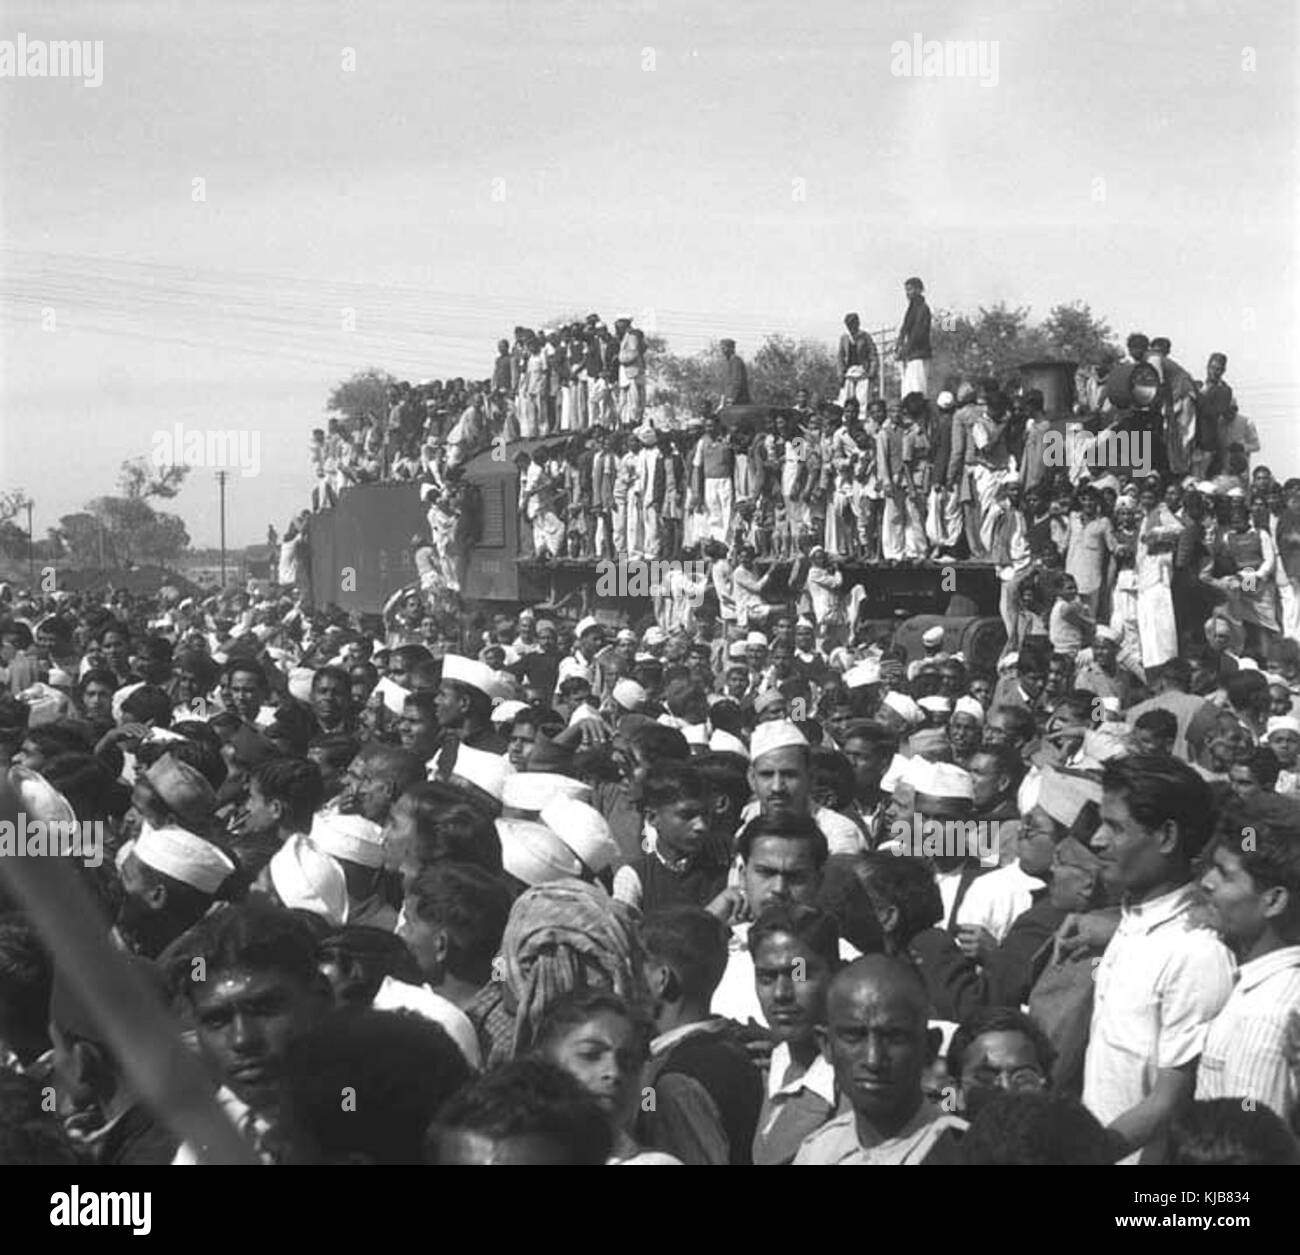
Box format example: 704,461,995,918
1041,302,1120,371
931,303,1051,389
750,334,841,406
53,512,108,566
327,368,398,427
119,456,189,501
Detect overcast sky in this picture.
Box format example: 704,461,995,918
2,0,1296,547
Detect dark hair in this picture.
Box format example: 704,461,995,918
20,722,93,760
174,900,322,1001
224,658,268,690
639,906,730,1003
281,1009,470,1164
736,812,829,868
251,757,324,834
428,1059,613,1164
311,665,352,694
407,862,513,982
960,1091,1120,1165
858,851,943,944
77,667,118,695
0,916,52,1049
533,989,653,1062
841,721,901,757
693,752,751,820
0,1073,77,1165
815,855,885,955
946,1006,1057,1080
121,684,174,730
809,747,855,811
1170,1099,1299,1166
1209,796,1300,941
747,902,840,971
640,762,709,812
399,781,503,875
1237,746,1281,789
990,706,1037,745
1101,755,1217,863
1224,669,1269,709
307,732,360,773
625,722,690,764
1133,709,1178,742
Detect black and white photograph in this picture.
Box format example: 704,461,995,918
0,0,1297,1203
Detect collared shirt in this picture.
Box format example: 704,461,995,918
753,1044,840,1166
1082,883,1234,1161
1195,944,1300,1123
792,1100,966,1165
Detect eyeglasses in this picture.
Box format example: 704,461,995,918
967,1066,1046,1093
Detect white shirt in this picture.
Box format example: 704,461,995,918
371,975,482,1071
955,861,1045,944
1195,944,1300,1123
1082,883,1234,1162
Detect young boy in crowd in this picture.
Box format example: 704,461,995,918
612,762,729,912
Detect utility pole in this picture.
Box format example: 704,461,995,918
25,500,34,588
216,471,230,588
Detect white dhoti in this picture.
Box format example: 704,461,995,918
533,511,565,559
901,358,930,397
704,477,734,542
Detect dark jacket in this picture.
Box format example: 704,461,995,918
639,1020,763,1165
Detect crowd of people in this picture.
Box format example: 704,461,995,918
0,285,1297,1168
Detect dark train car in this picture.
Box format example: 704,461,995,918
458,437,553,606
306,482,425,613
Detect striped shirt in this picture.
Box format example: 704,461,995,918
1195,944,1300,1124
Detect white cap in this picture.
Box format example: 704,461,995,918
269,834,349,926
541,796,619,874
709,729,749,758
133,823,235,895
569,702,604,727
1094,625,1120,643
612,678,648,711
682,722,709,746
288,666,316,703
922,626,945,647
502,772,591,813
997,652,1019,674
909,759,975,802
936,390,955,409
879,752,912,793
431,743,514,803
750,720,809,762
918,695,952,714
496,818,584,886
1236,657,1259,671
844,660,881,689
953,696,985,723
1266,716,1300,739
727,640,748,661
643,626,667,646
375,676,412,715
442,654,497,697
746,631,768,648
882,691,924,727
491,699,528,726
575,616,601,639
309,812,387,869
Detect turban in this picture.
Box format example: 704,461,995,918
475,881,644,1066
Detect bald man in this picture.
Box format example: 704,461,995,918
793,956,966,1164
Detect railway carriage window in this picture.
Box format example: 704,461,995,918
475,481,504,547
